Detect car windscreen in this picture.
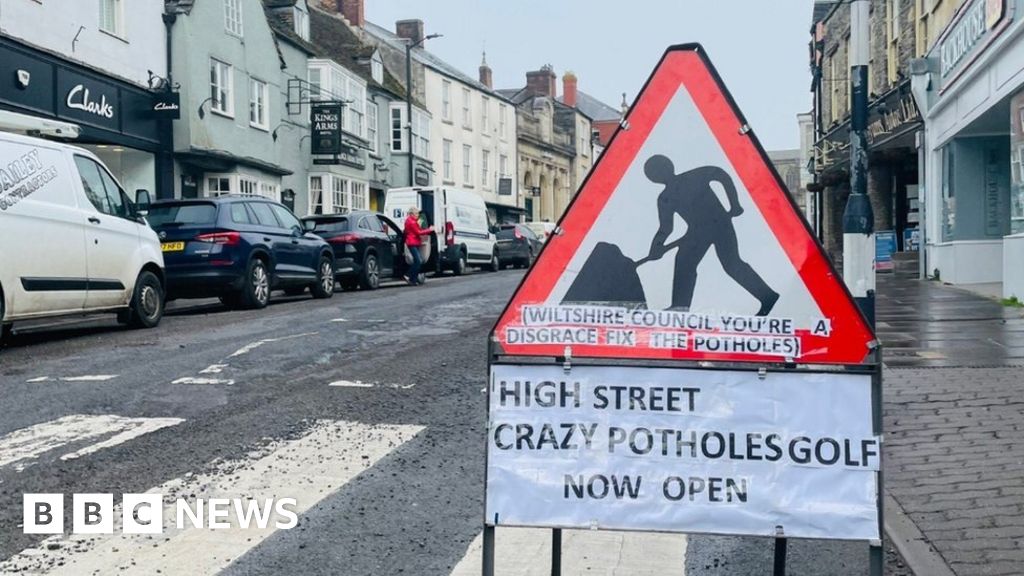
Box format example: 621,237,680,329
497,227,518,240
306,218,350,234
147,203,218,228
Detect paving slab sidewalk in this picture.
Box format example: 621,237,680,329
877,271,1024,576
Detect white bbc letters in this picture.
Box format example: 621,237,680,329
73,493,114,534
123,494,164,534
23,494,63,534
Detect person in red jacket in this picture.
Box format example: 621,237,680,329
403,207,433,285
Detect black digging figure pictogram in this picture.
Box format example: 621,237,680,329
562,155,779,316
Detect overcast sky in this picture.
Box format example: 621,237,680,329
365,0,815,151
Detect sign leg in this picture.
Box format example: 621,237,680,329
773,537,787,576
551,528,562,576
483,525,495,576
869,543,883,576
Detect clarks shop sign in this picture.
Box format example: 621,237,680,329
939,0,1009,89
57,69,119,130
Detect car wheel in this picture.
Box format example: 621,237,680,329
488,250,500,272
240,258,271,309
453,252,467,276
312,256,335,299
360,254,380,290
127,270,165,329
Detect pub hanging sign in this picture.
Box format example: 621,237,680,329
311,102,342,156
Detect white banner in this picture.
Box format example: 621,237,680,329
485,364,879,540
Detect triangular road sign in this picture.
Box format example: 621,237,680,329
493,44,875,366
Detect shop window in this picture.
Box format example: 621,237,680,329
99,0,123,37
224,0,243,37
239,177,259,197
1011,92,1024,234
941,145,955,241
210,59,234,117
249,79,269,130
259,182,278,202
350,181,367,211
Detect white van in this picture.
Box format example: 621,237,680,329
384,186,499,275
0,131,166,339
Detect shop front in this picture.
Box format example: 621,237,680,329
0,37,173,198
915,0,1024,298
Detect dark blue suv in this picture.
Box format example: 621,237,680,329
146,196,335,308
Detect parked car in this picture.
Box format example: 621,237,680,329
496,224,544,269
145,196,334,308
301,211,424,289
0,131,165,338
525,221,557,242
384,186,499,275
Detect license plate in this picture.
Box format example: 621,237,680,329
161,242,185,252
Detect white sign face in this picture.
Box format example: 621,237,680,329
485,364,879,541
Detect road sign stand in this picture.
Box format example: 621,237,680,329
551,529,562,576
773,536,787,576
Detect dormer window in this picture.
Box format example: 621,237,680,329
293,3,309,41
371,52,384,85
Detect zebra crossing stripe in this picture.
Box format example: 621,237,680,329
0,420,424,576
448,528,687,576
0,415,183,471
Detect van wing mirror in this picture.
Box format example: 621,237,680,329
135,189,151,213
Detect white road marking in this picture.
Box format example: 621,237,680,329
228,332,319,358
199,364,229,374
25,377,50,383
0,415,183,470
172,377,235,386
330,318,348,323
0,420,424,576
449,528,687,576
60,375,118,382
328,380,374,388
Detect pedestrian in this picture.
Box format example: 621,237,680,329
404,207,433,285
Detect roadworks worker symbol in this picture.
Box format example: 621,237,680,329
494,44,874,365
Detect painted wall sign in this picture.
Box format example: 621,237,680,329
939,0,1009,88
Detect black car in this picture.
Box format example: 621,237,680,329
146,196,335,308
496,224,543,269
302,211,423,289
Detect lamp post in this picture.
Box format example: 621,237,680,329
405,33,442,185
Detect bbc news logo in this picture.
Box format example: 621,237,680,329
23,494,298,534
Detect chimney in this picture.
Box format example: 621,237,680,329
562,71,578,108
479,51,492,89
317,0,338,12
526,65,557,98
396,19,425,46
621,92,629,115
339,0,364,27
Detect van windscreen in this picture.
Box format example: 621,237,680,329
147,203,217,228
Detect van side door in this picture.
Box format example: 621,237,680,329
1,143,89,317
72,155,142,310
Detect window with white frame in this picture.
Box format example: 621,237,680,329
462,144,472,185
347,78,365,137
350,181,367,211
259,181,279,201
224,0,243,37
442,80,452,121
481,96,490,134
309,175,324,214
462,87,472,128
99,0,123,36
210,59,233,116
239,176,259,197
371,53,384,84
481,149,490,188
207,175,232,196
390,105,404,152
332,177,347,214
293,4,309,41
308,61,367,138
249,79,268,129
308,67,322,100
499,154,509,177
499,104,508,139
367,100,378,155
412,109,430,158
443,139,453,182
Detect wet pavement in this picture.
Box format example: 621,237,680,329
875,268,1024,368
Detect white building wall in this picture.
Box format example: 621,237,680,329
424,69,517,205
0,0,166,87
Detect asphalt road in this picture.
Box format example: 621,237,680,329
0,270,871,575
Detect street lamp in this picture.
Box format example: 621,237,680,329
405,33,443,185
